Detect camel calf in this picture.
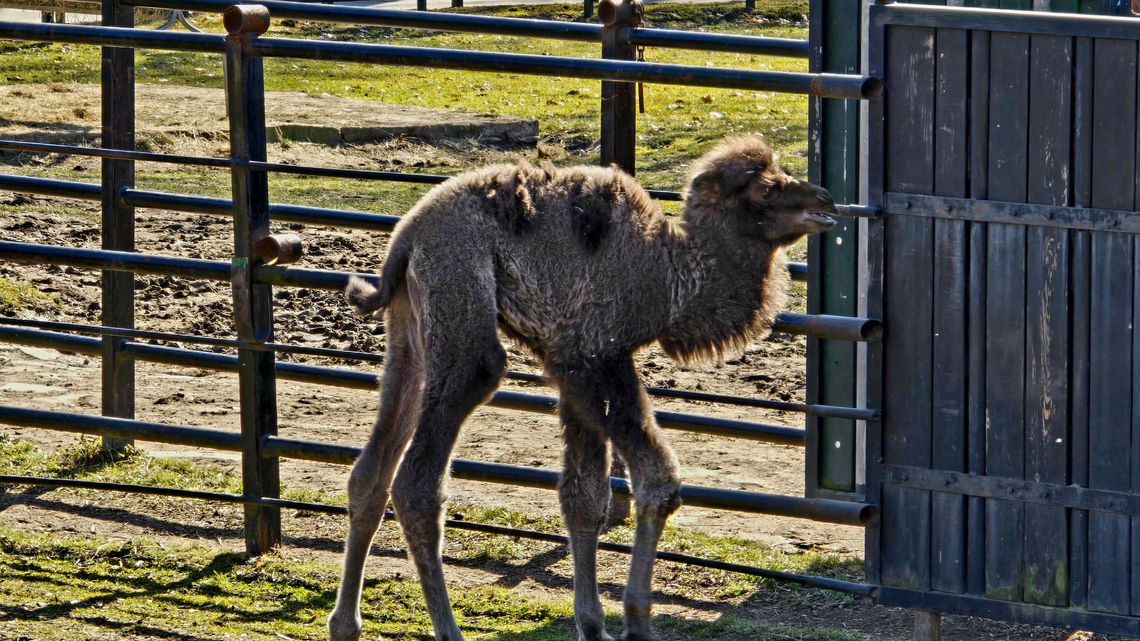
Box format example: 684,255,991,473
329,135,837,641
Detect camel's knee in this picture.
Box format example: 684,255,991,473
632,466,682,523
391,475,445,533
346,456,388,517
559,476,610,534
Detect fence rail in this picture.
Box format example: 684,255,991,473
0,0,882,594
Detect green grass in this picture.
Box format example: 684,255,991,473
0,277,61,314
1,1,810,191
0,435,871,640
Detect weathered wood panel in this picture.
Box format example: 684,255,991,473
1087,37,1136,616
882,24,935,591
930,26,969,595
1068,34,1094,612
1022,33,1071,608
966,29,990,598
984,31,1029,603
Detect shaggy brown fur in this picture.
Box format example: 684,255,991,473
330,135,837,641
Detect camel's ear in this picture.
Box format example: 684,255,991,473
690,167,755,199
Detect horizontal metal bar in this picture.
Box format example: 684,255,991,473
123,189,403,231
882,464,1140,518
0,317,387,363
788,261,806,282
0,173,102,200
0,243,848,343
126,0,606,41
0,20,225,51
0,240,231,281
0,322,870,420
0,140,232,169
772,313,882,343
0,474,874,595
877,587,1140,639
0,405,241,450
250,38,879,99
885,192,1140,235
627,29,809,58
872,2,1140,41
262,436,875,525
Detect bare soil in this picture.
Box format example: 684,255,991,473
0,87,1123,641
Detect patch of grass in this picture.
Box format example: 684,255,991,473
0,437,872,640
0,435,241,493
2,1,810,187
0,277,60,314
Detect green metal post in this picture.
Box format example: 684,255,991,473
806,0,862,497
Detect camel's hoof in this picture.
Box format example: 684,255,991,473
327,611,363,641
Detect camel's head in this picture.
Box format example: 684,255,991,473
685,135,837,247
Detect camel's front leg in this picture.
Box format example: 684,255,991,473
557,398,615,641
561,357,681,641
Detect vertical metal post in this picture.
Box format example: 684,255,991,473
584,0,594,20
224,3,280,556
416,0,426,11
805,0,863,497
598,0,641,175
101,0,135,451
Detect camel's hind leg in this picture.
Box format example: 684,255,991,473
329,291,422,641
557,396,615,641
559,356,681,641
390,262,506,641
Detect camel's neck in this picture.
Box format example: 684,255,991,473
657,221,786,363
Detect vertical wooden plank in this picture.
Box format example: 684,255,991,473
1132,42,1140,617
1022,33,1072,608
930,27,968,596
1087,36,1136,616
984,30,1029,603
882,24,935,591
1069,34,1093,612
862,7,888,589
966,29,990,598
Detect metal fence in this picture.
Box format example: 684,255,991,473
0,0,880,596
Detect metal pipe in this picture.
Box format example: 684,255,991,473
121,342,806,444
0,174,101,200
0,20,225,51
251,38,879,99
0,406,242,450
0,240,230,281
123,189,404,231
0,140,232,169
126,0,605,41
0,473,875,596
0,242,867,343
261,436,876,526
772,313,883,343
0,319,875,420
627,28,809,57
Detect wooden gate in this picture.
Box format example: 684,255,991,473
866,4,1140,636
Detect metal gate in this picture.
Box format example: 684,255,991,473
866,4,1140,636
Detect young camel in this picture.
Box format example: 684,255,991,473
328,135,837,641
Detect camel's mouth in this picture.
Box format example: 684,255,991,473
805,211,837,232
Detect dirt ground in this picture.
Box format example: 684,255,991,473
0,87,1125,641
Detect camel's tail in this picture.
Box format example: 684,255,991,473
345,231,412,316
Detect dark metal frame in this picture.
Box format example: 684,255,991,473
0,0,880,601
